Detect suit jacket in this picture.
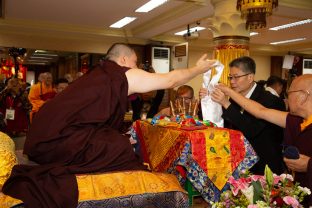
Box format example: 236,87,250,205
222,84,285,174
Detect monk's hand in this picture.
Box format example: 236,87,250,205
211,88,230,108
284,154,310,173
196,54,216,73
199,87,208,99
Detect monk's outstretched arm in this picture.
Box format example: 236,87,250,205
214,83,288,128
126,54,216,94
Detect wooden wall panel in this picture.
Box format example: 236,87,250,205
270,56,283,77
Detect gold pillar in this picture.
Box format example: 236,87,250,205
213,36,249,85
211,0,250,85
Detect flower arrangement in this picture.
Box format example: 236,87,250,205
212,165,311,208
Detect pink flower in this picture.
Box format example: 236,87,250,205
250,175,263,181
250,174,266,187
273,174,282,185
247,205,258,208
228,176,250,196
283,196,299,208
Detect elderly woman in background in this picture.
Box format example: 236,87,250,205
0,78,31,136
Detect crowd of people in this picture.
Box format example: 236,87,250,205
0,43,311,207
0,71,80,136
211,73,312,206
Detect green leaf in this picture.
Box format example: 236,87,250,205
223,145,230,154
210,147,216,153
252,180,264,204
265,165,273,188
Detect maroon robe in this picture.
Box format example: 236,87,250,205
3,61,146,208
284,114,312,206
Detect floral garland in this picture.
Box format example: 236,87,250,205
211,165,311,208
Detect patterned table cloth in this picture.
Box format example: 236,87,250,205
132,120,258,202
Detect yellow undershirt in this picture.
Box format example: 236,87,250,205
300,114,312,131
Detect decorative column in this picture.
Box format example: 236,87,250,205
210,0,250,85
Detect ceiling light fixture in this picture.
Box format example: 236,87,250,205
110,17,136,28
250,32,259,36
135,0,168,13
27,62,47,65
237,0,278,29
27,60,49,63
29,57,53,60
269,19,312,31
33,53,58,57
35,50,48,53
175,26,206,36
270,38,306,45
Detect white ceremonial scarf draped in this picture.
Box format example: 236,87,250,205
201,61,224,127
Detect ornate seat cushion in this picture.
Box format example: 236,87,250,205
0,132,17,189
1,167,188,207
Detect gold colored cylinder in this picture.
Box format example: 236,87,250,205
213,36,250,85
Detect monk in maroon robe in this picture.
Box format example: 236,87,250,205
2,43,216,208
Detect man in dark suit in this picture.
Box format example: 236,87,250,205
201,56,285,174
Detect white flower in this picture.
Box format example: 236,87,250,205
305,187,311,195
210,202,217,208
298,186,311,195
280,173,294,181
241,185,254,204
255,201,270,208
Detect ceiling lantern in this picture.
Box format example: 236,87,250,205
237,0,278,29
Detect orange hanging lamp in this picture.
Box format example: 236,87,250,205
237,0,278,29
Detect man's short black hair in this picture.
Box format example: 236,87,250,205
266,75,284,87
229,56,256,74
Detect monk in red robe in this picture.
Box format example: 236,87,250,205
3,43,216,208
28,72,56,122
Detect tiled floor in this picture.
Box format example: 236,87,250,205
12,135,26,150
191,196,209,208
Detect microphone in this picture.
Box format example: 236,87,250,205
283,146,300,159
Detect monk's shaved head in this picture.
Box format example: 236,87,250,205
291,74,312,91
106,43,135,62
